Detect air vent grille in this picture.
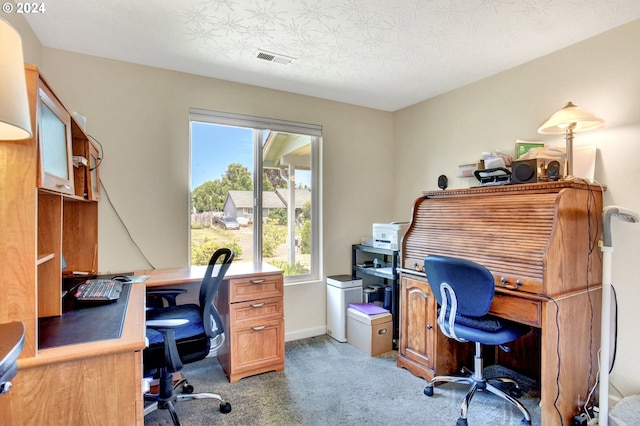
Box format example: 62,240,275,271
257,51,276,61
255,50,295,65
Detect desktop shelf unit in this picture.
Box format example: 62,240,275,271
1,64,100,355
0,65,144,425
351,244,400,343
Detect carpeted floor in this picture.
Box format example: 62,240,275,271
144,334,541,425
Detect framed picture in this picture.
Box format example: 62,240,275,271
515,141,544,159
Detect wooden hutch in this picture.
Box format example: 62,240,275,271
0,65,146,424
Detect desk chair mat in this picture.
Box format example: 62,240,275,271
38,283,131,349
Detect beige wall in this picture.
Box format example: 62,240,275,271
8,11,640,403
6,12,396,342
39,50,394,341
3,13,42,65
394,20,640,402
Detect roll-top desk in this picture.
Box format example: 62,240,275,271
398,181,602,425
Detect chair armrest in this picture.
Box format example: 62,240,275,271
146,319,189,373
146,288,187,307
146,319,189,329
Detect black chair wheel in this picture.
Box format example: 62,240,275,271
423,386,434,397
510,387,522,398
220,402,232,413
181,384,194,394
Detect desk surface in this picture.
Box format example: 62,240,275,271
39,283,132,349
18,283,146,370
139,261,282,288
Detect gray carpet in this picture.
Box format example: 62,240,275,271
144,335,541,425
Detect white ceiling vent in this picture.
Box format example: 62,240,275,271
255,49,296,65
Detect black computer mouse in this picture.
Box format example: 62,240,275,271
112,275,131,282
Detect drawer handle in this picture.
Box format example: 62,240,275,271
500,277,523,290
57,184,72,189
250,279,265,284
252,325,266,331
251,303,265,308
426,324,433,330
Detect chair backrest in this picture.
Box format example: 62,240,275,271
423,255,495,318
200,248,234,339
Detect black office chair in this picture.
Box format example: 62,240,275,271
143,248,234,425
0,321,25,396
422,255,532,426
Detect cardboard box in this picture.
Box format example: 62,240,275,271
347,305,392,356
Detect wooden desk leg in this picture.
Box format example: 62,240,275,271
540,288,601,426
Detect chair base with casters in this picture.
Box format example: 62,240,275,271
143,376,231,424
423,341,531,425
143,319,231,425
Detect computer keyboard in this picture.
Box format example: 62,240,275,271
75,279,123,302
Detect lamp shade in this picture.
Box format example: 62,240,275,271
0,19,32,140
538,102,604,134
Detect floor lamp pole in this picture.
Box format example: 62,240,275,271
600,206,639,425
599,244,613,426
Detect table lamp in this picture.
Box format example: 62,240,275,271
537,102,604,177
0,18,31,140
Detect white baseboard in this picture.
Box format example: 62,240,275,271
285,326,327,342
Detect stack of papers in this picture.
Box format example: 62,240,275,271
348,303,389,316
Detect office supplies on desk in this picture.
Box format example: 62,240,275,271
115,274,151,284
348,303,389,316
75,279,122,302
111,275,131,282
474,167,511,186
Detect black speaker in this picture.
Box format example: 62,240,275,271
546,160,561,181
511,159,538,184
437,174,448,190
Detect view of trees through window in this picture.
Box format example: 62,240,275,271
190,117,318,280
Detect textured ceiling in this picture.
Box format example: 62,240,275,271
24,0,640,111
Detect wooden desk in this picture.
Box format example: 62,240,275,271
398,181,603,426
142,261,282,288
139,262,285,383
0,283,146,425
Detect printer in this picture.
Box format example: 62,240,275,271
372,222,408,250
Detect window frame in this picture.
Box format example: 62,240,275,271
189,108,322,284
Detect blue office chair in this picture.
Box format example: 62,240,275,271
422,255,532,426
143,248,234,425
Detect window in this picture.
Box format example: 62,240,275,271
189,109,321,283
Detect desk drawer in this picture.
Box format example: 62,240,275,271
229,317,284,373
229,274,283,303
490,293,542,328
230,297,283,324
